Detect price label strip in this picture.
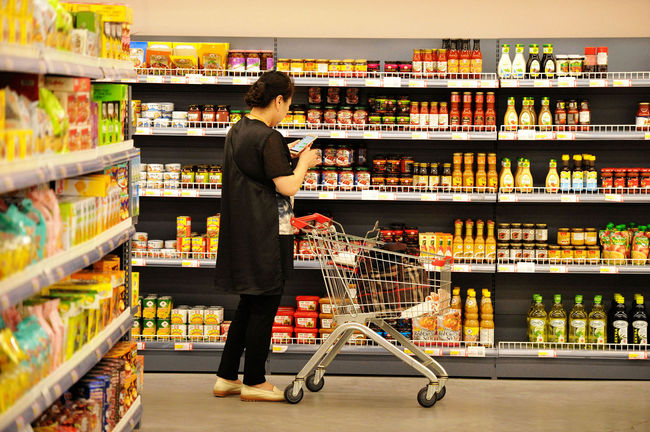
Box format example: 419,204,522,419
538,349,558,358
499,194,518,202
181,189,199,197
232,77,251,85
498,131,517,140
318,191,337,200
452,194,471,202
452,264,471,273
272,345,288,353
589,79,607,87
467,346,486,357
500,80,520,88
517,130,537,140
515,262,536,273
420,193,439,201
560,194,579,203
137,342,146,350
604,194,624,202
328,78,347,87
549,265,569,273
557,77,577,87
170,75,187,84
449,349,467,357
382,77,402,87
187,128,206,136
330,130,348,138
186,74,204,84
628,351,648,360
556,132,576,140
479,79,498,88
182,260,200,268
600,266,619,274
145,75,165,84
612,79,632,87
363,131,381,139
411,131,429,140
200,75,218,84
408,79,426,88
497,264,516,273
364,78,381,87
451,132,469,140
533,79,551,87
361,190,379,200
135,127,153,135
174,342,193,351
378,192,396,201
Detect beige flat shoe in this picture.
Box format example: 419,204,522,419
213,378,243,397
240,384,285,402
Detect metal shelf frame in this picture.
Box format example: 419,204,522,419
499,71,650,88
498,124,648,141
112,396,143,432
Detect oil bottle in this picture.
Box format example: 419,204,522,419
569,295,588,344
528,295,547,343
631,294,648,344
610,294,629,344
588,295,607,344
547,294,567,343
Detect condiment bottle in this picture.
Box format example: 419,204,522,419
437,46,448,78
567,100,579,131
480,289,494,347
485,220,497,262
441,163,452,190
527,44,541,78
474,220,486,262
631,294,648,344
560,154,571,192
541,44,556,78
470,39,482,78
500,158,515,193
452,152,463,192
409,101,420,128
504,97,518,131
412,162,420,187
487,153,499,193
428,163,440,191
438,102,449,130
584,47,597,74
586,155,598,192
529,97,537,126
538,97,553,130
579,100,591,131
518,158,534,193
555,100,567,131
546,159,560,193
485,92,496,130
498,44,512,79
418,163,429,188
463,152,475,192
518,97,533,130
572,154,584,192
449,92,461,130
514,157,524,189
423,49,435,78
474,92,485,131
453,219,464,260
419,101,429,130
464,289,480,343
512,44,526,79
459,39,471,78
463,219,475,260
461,92,473,131
412,49,423,76
429,102,439,131
597,47,608,74
475,153,487,192
447,39,459,77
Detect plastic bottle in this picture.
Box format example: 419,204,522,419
546,159,560,193
474,220,485,262
572,155,584,192
475,153,487,192
487,153,498,193
499,158,515,193
560,154,571,192
526,44,541,78
485,220,497,262
452,152,463,192
464,289,480,343
463,219,475,260
538,97,553,130
452,219,464,260
504,97,518,131
527,294,540,331
463,152,475,192
542,44,557,78
631,294,648,344
588,295,607,344
586,155,598,192
498,44,512,79
547,294,567,343
518,158,533,193
569,295,588,344
528,295,547,343
512,44,526,79
480,289,494,347
518,97,533,129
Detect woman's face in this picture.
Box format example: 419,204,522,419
269,95,292,126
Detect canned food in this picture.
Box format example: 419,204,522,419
148,163,164,173
147,172,163,181
148,240,163,250
156,296,173,319
165,240,177,249
160,102,175,112
172,120,188,128
137,118,152,127
207,215,221,237
189,308,205,325
146,180,163,189
165,163,181,172
177,216,191,237
188,324,204,340
171,307,189,324
164,180,179,189
163,171,180,180
132,240,147,251
497,223,511,241
170,324,187,339
141,103,161,111
141,110,161,119
153,118,170,128
204,306,224,325
161,248,177,259
177,237,192,253
134,232,148,242
204,325,221,341
172,111,188,120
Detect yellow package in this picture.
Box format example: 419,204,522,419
146,42,172,71
55,174,111,197
171,43,198,71
132,271,139,309
94,254,121,271
197,43,229,73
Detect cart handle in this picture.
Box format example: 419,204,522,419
291,213,332,230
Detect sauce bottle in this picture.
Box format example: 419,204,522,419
611,295,629,344
554,100,567,132
428,162,440,191
631,294,648,344
419,101,429,130
447,39,459,77
447,287,463,342
419,163,429,189
441,163,452,190
485,92,496,130
452,152,463,192
459,39,471,78
518,97,533,130
512,44,526,79
463,289,480,343
487,153,499,193
461,92,473,131
437,46,448,78
463,219,475,260
485,220,497,262
463,152,475,192
480,289,494,347
438,102,449,130
538,97,553,130
560,154,571,192
579,100,591,131
567,100,579,131
470,39,483,78
449,92,461,131
527,44,541,78
518,158,533,193
452,219,464,260
475,153,487,192
429,102,439,131
588,295,607,344
500,158,515,193
409,101,420,128
546,159,560,193
572,154,584,192
498,44,512,79
542,44,556,78
413,162,420,187
504,97,518,131
412,49,423,77
528,97,538,126
474,92,485,131
586,154,598,191
514,158,524,189
474,220,485,262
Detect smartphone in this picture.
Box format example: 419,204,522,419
290,135,317,153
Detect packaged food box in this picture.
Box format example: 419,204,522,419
142,319,156,336
177,216,191,237
319,297,333,314
55,174,111,197
296,296,320,312
156,296,172,319
274,308,294,326
156,319,170,338
295,328,318,344
271,326,293,344
204,306,223,325
436,310,462,345
294,311,318,329
171,306,189,324
346,332,367,346
319,313,336,329
188,308,204,325
142,296,157,319
221,321,231,338
131,319,141,336
192,236,206,254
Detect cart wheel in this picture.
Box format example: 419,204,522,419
417,387,437,408
306,373,325,392
436,386,446,401
284,384,304,404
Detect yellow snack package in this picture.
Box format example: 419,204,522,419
197,43,229,74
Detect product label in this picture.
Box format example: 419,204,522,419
429,114,438,128
633,321,648,344
530,319,546,342
520,112,532,126
590,320,606,344
579,111,591,124
540,112,552,126
479,328,494,346
545,61,556,74
464,326,480,342
613,320,629,344
549,319,567,342
571,319,587,343
560,172,571,191
572,172,584,191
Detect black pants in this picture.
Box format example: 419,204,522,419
217,294,282,386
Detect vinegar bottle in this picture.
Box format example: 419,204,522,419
474,219,485,262
463,219,475,260
546,159,560,193
487,153,499,193
631,294,648,344
527,43,541,78
462,152,475,192
452,152,463,192
452,219,464,260
485,220,497,262
475,152,487,192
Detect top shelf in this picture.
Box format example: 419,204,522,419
0,43,136,80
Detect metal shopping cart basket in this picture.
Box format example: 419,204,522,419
284,214,452,407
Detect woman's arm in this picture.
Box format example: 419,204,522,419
273,145,320,196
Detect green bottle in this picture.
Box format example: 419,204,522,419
588,295,607,344
526,293,540,330
569,295,588,344
528,295,547,343
547,294,567,343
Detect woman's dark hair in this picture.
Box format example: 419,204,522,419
244,71,294,108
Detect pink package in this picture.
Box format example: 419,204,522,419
44,299,66,369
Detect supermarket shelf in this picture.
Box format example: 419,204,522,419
498,125,648,141
0,43,136,79
0,218,135,312
498,187,650,203
0,140,138,195
499,71,650,88
113,396,143,432
498,342,649,360
496,261,650,274
0,310,133,432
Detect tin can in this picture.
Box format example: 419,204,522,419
156,296,173,319
189,308,205,325
134,232,148,242
132,240,147,251
170,324,187,340
207,215,221,237
171,306,189,324
177,216,191,237
142,319,156,336
204,325,221,341
221,321,231,337
147,163,164,173
204,306,224,325
192,236,206,258
142,296,157,319
165,240,177,249
148,240,163,250
188,324,204,341
177,237,192,255
163,171,180,181
207,237,219,259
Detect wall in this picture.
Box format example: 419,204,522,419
117,0,650,39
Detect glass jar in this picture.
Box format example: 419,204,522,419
277,59,291,72
336,144,353,168
400,156,415,175
307,105,322,126
303,168,320,191
601,168,614,193
585,228,598,246
548,245,561,263
400,174,413,188
510,243,523,261
293,110,306,126
614,169,627,190
308,87,322,105
561,246,574,264
323,106,338,125
557,228,571,246
535,224,548,242
627,169,640,193
216,105,229,124
327,88,341,105
339,167,354,190
323,144,337,167
181,165,195,185
571,228,585,246
373,155,387,174
522,224,536,242
522,243,536,261
396,115,410,130
569,55,583,77
399,61,413,75
382,115,396,126
328,60,342,77
367,60,381,74
202,104,215,126
556,55,570,77
636,102,650,131
337,106,353,128
229,110,242,124
397,97,411,115
353,106,368,128
195,165,209,187
368,113,382,129
386,155,401,175
535,244,548,261
346,88,359,105
497,243,510,260
384,61,399,75
372,175,385,187
261,52,274,70
354,59,367,78
386,175,400,191
587,246,600,264
355,167,371,189
574,246,587,264
303,59,317,73
497,223,511,242
188,105,201,127
340,59,354,77
404,227,419,245
322,168,339,190
316,59,329,77
641,169,650,193
510,223,523,242
290,58,304,74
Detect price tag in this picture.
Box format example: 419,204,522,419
41,387,54,405
200,76,218,84
187,128,206,136
408,79,426,88
516,262,536,273
382,77,402,87
328,78,347,87
232,77,251,85
163,189,181,197
533,79,551,87
536,131,555,140
378,192,396,201
95,347,103,361
424,348,444,356
330,130,348,138
557,77,577,87
452,194,471,202
452,264,471,273
613,79,632,87
364,78,381,87
549,265,569,273
137,342,146,350
628,351,648,360
181,189,199,197
144,189,162,197
499,194,518,202
560,194,579,203
517,129,537,140
451,132,469,140
411,131,429,140
182,260,200,268
170,75,187,84
71,369,79,381
186,74,203,84
174,342,193,351
605,194,624,202
135,127,153,135
420,193,439,201
538,349,558,358
645,132,650,140
600,266,619,274
363,131,381,139
131,258,145,266
449,349,466,357
403,348,415,355
467,346,486,357
461,80,479,88
446,80,460,87
479,79,498,88
500,80,519,88
361,190,379,200
498,264,516,273
272,345,289,353
589,79,607,87
145,75,164,84
556,132,575,140
498,131,517,140
318,192,337,200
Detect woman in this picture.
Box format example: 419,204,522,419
213,71,320,402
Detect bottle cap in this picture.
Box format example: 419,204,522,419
554,294,562,303
594,295,602,304
585,47,596,55
562,154,570,161
575,295,583,303
597,47,608,53
636,295,644,304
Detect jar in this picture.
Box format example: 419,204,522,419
561,246,574,264
400,174,413,188
337,106,353,128
584,47,596,73
596,47,608,72
245,52,261,72
188,105,201,127
346,88,359,105
510,223,523,242
601,168,614,193
353,106,368,128
367,60,380,74
328,60,342,77
316,59,329,76
636,102,650,131
614,169,627,190
299,236,313,257
399,61,413,75
585,228,598,246
216,105,229,123
557,228,571,246
261,52,274,70
382,115,396,126
385,176,400,191
323,106,338,124
380,228,394,242
628,169,640,193
277,58,291,72
373,155,387,174
396,115,410,130
290,58,304,74
303,59,317,73
209,165,222,188
497,243,510,260
356,142,367,166
641,169,650,193
574,246,587,264
569,55,583,77
202,104,215,126
386,99,397,114
548,245,561,263
535,224,548,242
495,224,511,243
308,87,322,105
397,98,411,115
229,110,242,124
293,110,306,126
354,59,367,78
314,144,323,166
307,105,322,126
327,88,341,105
227,51,246,71
404,227,419,245
303,168,320,190
384,61,399,75
339,168,354,190
556,55,570,77
336,144,353,167
322,168,339,190
386,155,401,175
522,243,536,261
355,167,371,189
571,228,585,246
510,243,523,261
587,246,600,264
522,224,536,242
535,244,548,261
372,175,385,187
323,144,337,166
368,113,382,128
400,156,414,175
340,59,354,77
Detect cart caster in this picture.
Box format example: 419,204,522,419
436,386,446,401
306,373,325,392
417,386,437,408
284,384,304,404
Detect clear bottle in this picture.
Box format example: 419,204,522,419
560,154,571,192
588,295,607,344
547,294,567,343
504,97,518,131
569,295,588,344
527,294,540,332
528,295,547,343
512,44,526,79
429,102,439,131
480,289,494,347
498,44,512,79
452,219,464,260
474,220,485,262
463,219,475,260
471,39,483,77
572,154,584,192
586,155,598,192
499,158,515,193
546,159,560,193
610,294,629,345
464,288,480,343
631,294,648,344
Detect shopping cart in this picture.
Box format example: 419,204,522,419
284,214,452,407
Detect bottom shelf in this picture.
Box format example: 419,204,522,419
113,395,143,432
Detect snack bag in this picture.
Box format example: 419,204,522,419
631,228,649,265
197,43,229,74
145,42,172,72
609,229,628,265
130,41,147,69
171,43,199,71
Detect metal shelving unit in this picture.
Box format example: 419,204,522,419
113,396,143,432
498,125,649,141
0,310,133,432
498,187,650,203
499,71,650,88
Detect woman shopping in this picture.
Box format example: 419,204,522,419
213,71,320,402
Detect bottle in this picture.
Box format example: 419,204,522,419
541,44,556,78
518,97,533,130
631,294,648,344
527,294,540,331
418,163,429,189
579,100,591,131
588,295,607,344
504,97,518,131
438,102,449,130
474,220,485,262
475,153,487,192
546,159,560,193
518,158,533,193
547,294,567,343
487,153,498,193
528,295,547,343
569,295,588,344
429,102,439,131
441,163,452,190
412,162,421,187
611,295,629,345
514,158,523,189
452,219,464,260
461,92,473,131
428,162,440,191
538,97,553,130
567,100,579,131
470,39,483,78
462,152,475,192
463,219,475,260
474,92,485,131
555,100,567,131
449,92,461,131
572,154,584,192
526,44,541,78
437,43,448,78
511,44,526,79
419,101,429,129
459,39,471,78
452,152,463,192
560,154,571,192
586,155,598,192
464,289,480,343
412,49,423,76
485,92,496,130
480,289,494,347
448,39,459,76
485,220,497,262
499,158,515,193
410,101,420,128
528,97,537,126
497,43,512,78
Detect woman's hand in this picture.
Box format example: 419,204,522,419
288,140,301,158
297,144,320,169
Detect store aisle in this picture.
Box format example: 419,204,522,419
141,373,650,432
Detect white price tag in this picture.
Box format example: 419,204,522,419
144,189,162,197
533,79,551,87
330,130,348,138
517,129,537,140
200,76,218,84
420,193,439,201
497,264,516,273
557,77,577,87
163,189,181,197
451,132,469,140
449,349,466,357
364,78,381,87
318,192,337,200
232,77,252,85
187,128,206,136
556,132,576,140
467,346,486,357
135,127,153,135
272,345,289,353
446,80,460,87
499,194,518,202
645,132,650,140
605,194,624,202
452,193,471,202
500,79,520,88
170,75,187,84
424,348,444,356
174,342,193,351
363,131,381,139
411,131,429,140
382,77,402,87
589,79,607,87
628,351,648,360
613,79,632,87
361,190,379,200
498,131,517,140
516,262,536,273
452,264,471,273
479,79,498,88
182,260,200,268
408,79,426,88
560,194,579,203
186,74,203,84
181,189,199,197
461,80,479,88
131,258,146,266
328,78,347,87
600,266,619,274
549,265,569,273
145,75,164,84
536,131,555,140
538,349,558,358
137,342,146,350
378,192,396,201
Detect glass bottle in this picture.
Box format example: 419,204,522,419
498,44,512,79
499,158,515,193
567,100,579,131
410,101,420,128
586,154,598,192
438,102,449,130
474,92,485,131
504,97,518,131
560,154,571,192
538,97,553,130
518,97,533,130
474,219,485,262
572,154,584,192
449,92,461,131
429,102,439,131
461,92,473,131
419,101,429,130
546,159,560,193
459,39,471,78
463,219,475,260
588,295,607,344
631,294,648,344
453,219,464,260
569,295,588,344
441,163,452,190
485,92,496,130
547,294,567,343
470,39,483,78
447,39,459,77
428,162,440,191
485,220,497,262
611,294,629,344
526,44,541,78
512,44,526,79
541,44,556,78
452,152,463,192
418,163,429,188
463,152,475,192
487,153,499,193
579,100,591,131
555,100,567,132
475,153,487,192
